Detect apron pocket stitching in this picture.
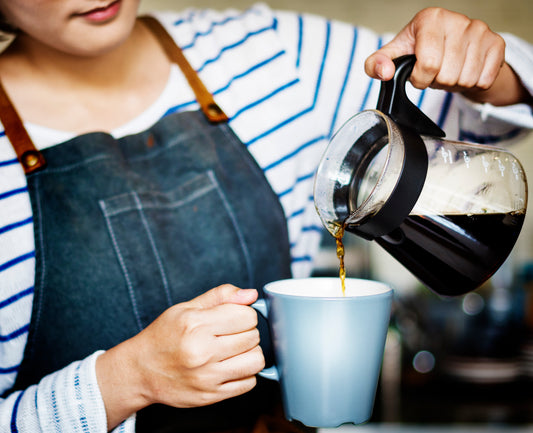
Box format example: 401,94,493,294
97,170,253,327
132,193,172,308
99,174,216,217
100,200,144,332
207,171,254,288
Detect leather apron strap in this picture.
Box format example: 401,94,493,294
140,15,228,123
0,15,228,175
0,79,46,174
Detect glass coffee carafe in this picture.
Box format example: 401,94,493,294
314,55,528,297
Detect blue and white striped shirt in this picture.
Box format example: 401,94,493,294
0,4,532,432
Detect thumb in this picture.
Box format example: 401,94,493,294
365,29,415,81
186,284,259,309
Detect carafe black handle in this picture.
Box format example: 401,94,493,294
376,55,445,137
345,55,434,240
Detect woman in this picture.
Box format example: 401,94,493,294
0,1,531,432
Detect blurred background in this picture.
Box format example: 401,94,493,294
142,1,533,430
140,0,532,41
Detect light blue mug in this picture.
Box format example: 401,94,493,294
253,277,393,428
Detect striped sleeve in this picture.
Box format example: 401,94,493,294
0,351,137,433
452,32,533,144
154,4,533,277
0,142,35,403
261,10,388,275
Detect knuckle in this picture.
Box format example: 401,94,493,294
418,57,440,76
228,377,257,399
252,346,266,371
457,75,479,89
495,35,506,51
412,54,440,84
178,308,204,332
176,313,213,368
409,74,432,90
234,349,265,377
468,19,491,35
241,376,257,394
246,307,259,327
409,68,437,89
489,35,506,60
228,304,258,328
416,7,463,25
249,375,258,389
181,344,210,369
214,283,238,299
435,72,457,88
250,328,260,345
195,390,218,407
415,7,442,20
257,357,266,373
475,80,492,91
188,367,208,386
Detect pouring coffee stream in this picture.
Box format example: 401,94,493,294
314,55,528,297
335,226,347,296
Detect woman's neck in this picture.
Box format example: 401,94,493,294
0,22,170,133
6,19,150,87
0,19,172,133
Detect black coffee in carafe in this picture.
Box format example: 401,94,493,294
368,212,525,296
314,55,528,297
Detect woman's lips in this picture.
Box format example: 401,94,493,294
78,0,121,23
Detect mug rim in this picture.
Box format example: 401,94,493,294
263,276,393,300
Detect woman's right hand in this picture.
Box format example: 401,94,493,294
95,284,264,430
365,7,531,106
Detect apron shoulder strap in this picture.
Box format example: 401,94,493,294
0,79,46,174
140,15,228,124
0,15,228,176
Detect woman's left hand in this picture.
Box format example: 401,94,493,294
365,7,531,106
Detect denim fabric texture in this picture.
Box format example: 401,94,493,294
13,110,291,431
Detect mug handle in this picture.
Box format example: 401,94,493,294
251,299,280,381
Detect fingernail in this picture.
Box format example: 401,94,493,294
376,64,385,80
237,288,255,297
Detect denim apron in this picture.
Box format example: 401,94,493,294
1,17,292,433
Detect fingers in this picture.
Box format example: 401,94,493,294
209,345,265,403
176,344,265,408
365,7,506,94
216,376,258,401
180,303,258,336
364,25,414,81
215,349,265,400
186,284,258,309
474,42,506,90
411,14,505,91
211,304,258,336
214,327,261,362
172,346,264,408
127,287,264,410
217,345,265,383
178,305,259,364
364,52,398,81
169,303,260,368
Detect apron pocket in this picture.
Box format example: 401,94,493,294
99,170,253,330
